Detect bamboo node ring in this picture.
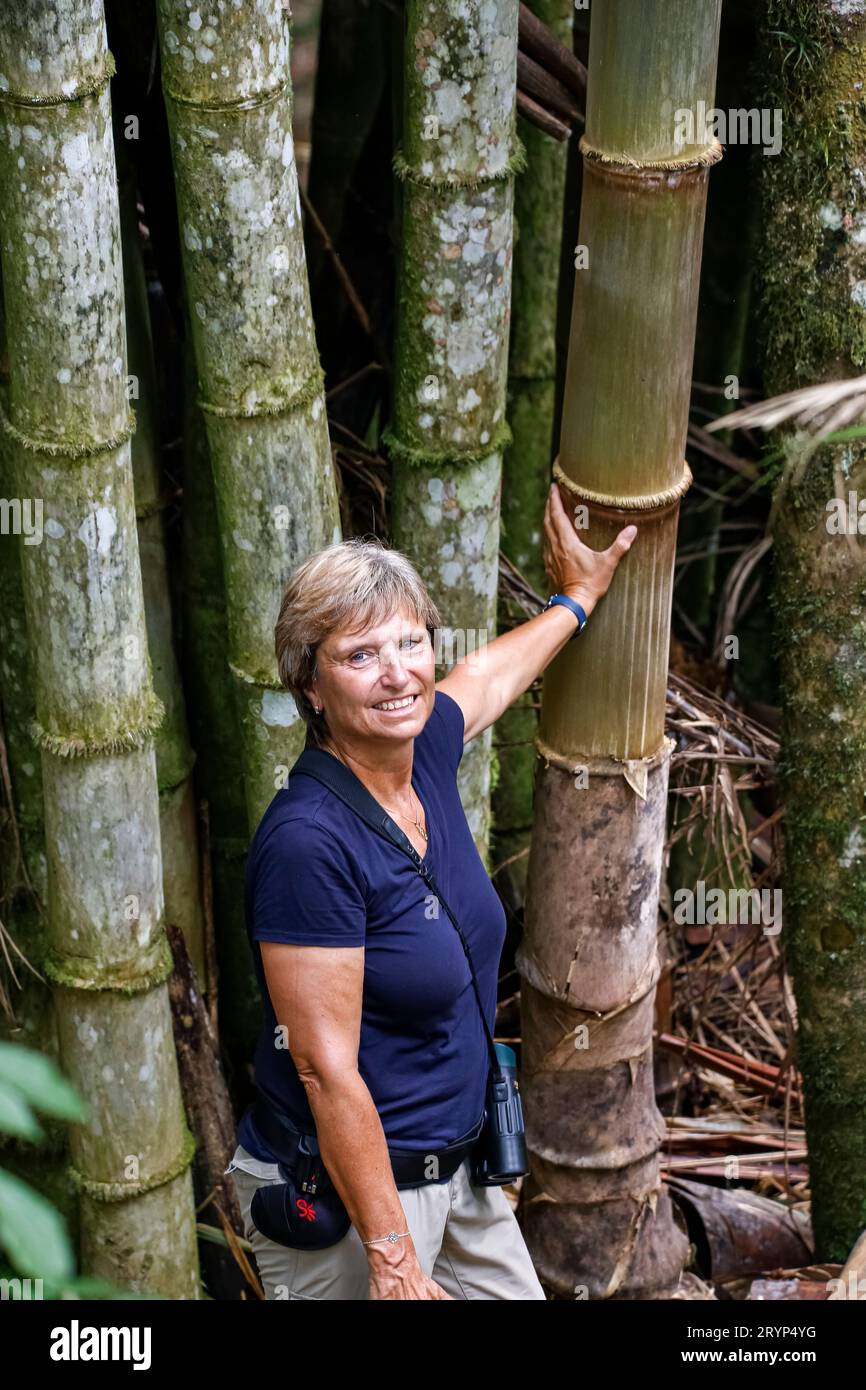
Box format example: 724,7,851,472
552,457,692,514
197,365,325,421
392,134,527,190
0,402,136,460
42,932,174,996
534,735,676,780
29,691,166,760
67,1126,197,1202
579,136,724,173
0,52,116,108
161,77,289,113
228,662,285,691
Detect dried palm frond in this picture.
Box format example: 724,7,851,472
706,374,866,438
706,375,866,533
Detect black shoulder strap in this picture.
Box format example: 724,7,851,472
292,748,503,1080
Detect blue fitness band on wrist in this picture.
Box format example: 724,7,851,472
542,593,587,638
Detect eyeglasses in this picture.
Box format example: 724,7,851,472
337,634,432,672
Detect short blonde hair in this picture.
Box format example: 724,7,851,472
275,536,441,748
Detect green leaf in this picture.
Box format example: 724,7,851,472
0,1042,87,1123
0,1079,43,1141
0,1167,75,1282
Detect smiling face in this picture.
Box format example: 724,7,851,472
304,605,436,755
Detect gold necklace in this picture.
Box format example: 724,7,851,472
380,785,428,842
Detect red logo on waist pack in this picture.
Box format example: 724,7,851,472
296,1198,317,1222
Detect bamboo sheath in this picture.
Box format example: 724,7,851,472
518,0,722,1297
156,0,342,831
0,4,199,1294
388,0,522,861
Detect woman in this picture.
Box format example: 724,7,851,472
226,483,637,1300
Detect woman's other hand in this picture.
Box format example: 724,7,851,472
542,480,637,620
368,1246,455,1299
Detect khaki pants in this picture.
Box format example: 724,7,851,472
226,1144,547,1300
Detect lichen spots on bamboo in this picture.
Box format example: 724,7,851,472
409,2,517,179
396,181,513,453
160,0,288,99
259,689,301,728
0,94,128,443
388,4,517,857
168,91,317,409
405,459,501,601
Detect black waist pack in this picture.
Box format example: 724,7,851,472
250,1125,351,1252
249,1099,484,1251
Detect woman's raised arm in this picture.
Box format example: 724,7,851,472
436,484,637,743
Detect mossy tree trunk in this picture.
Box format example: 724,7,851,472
761,0,866,1262
517,0,721,1297
387,0,522,863
156,0,342,833
0,1,199,1295
493,0,571,911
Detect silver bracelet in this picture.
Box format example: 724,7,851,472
362,1229,410,1246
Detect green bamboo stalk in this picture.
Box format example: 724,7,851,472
494,0,572,910
117,148,206,991
387,0,522,863
180,338,259,1061
518,0,722,1297
761,0,866,1262
0,1,199,1296
156,0,342,834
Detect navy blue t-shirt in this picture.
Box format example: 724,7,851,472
236,689,507,1159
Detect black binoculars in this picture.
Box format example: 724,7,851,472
469,1043,531,1187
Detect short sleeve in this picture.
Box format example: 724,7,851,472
252,819,367,946
431,689,466,773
